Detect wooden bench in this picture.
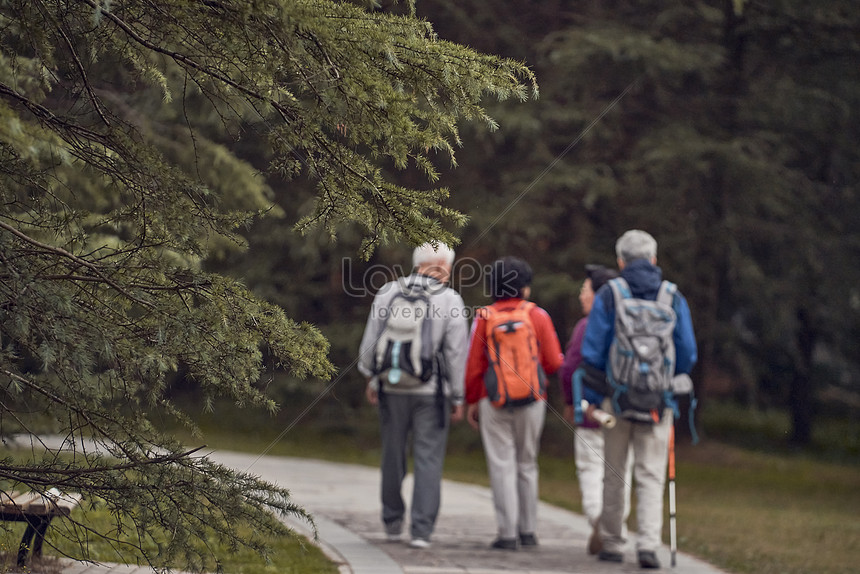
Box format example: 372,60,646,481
0,489,82,566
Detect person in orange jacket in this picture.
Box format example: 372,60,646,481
464,256,563,551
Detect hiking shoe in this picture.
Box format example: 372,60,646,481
490,537,518,551
598,550,624,563
587,525,603,555
638,550,661,569
409,538,431,549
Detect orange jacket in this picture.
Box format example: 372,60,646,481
465,298,564,405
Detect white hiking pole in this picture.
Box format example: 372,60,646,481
668,423,677,567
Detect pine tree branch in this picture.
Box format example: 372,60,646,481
49,9,111,127
0,82,109,145
0,221,154,309
0,446,207,480
80,0,301,124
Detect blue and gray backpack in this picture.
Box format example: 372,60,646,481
606,277,677,423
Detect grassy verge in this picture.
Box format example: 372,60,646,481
664,442,858,574
0,514,339,574
0,447,339,574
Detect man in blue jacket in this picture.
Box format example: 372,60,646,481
581,229,697,569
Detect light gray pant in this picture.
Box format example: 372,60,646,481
479,398,546,539
379,393,449,540
600,406,673,553
575,426,633,528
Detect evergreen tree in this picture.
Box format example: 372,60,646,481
0,0,535,567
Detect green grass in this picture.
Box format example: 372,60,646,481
698,400,860,463
0,514,339,574
662,442,858,574
0,439,340,574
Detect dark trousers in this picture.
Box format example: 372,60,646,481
379,393,450,540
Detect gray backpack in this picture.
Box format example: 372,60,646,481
607,277,677,423
373,279,436,387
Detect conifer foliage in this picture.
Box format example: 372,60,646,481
0,0,535,567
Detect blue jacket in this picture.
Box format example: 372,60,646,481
581,259,698,377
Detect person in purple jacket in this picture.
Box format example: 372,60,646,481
560,264,631,556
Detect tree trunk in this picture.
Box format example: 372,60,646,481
789,306,815,445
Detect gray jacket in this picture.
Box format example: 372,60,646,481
358,273,468,404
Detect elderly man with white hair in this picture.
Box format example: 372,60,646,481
581,230,698,569
358,242,468,549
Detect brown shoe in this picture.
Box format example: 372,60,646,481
587,525,603,555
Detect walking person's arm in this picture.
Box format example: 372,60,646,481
443,294,470,422
581,290,613,371
358,282,395,403
530,306,563,376
464,311,489,430
560,319,587,421
672,292,698,375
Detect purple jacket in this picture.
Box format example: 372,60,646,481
560,317,586,405
559,317,600,429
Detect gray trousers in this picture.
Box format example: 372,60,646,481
600,405,673,553
479,398,546,539
379,393,450,540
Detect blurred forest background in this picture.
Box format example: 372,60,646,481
3,1,857,571
203,0,859,453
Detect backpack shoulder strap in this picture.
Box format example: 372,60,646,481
518,300,537,314
478,305,494,321
396,277,415,297
608,277,630,307
656,280,677,307
399,276,433,297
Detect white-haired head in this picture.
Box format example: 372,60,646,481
413,242,455,268
616,229,657,264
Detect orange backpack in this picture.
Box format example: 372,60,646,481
481,301,546,408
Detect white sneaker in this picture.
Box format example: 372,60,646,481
409,538,431,549
386,532,402,542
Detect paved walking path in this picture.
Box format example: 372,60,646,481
21,436,728,574
208,450,728,574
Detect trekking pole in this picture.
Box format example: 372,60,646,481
668,423,677,567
